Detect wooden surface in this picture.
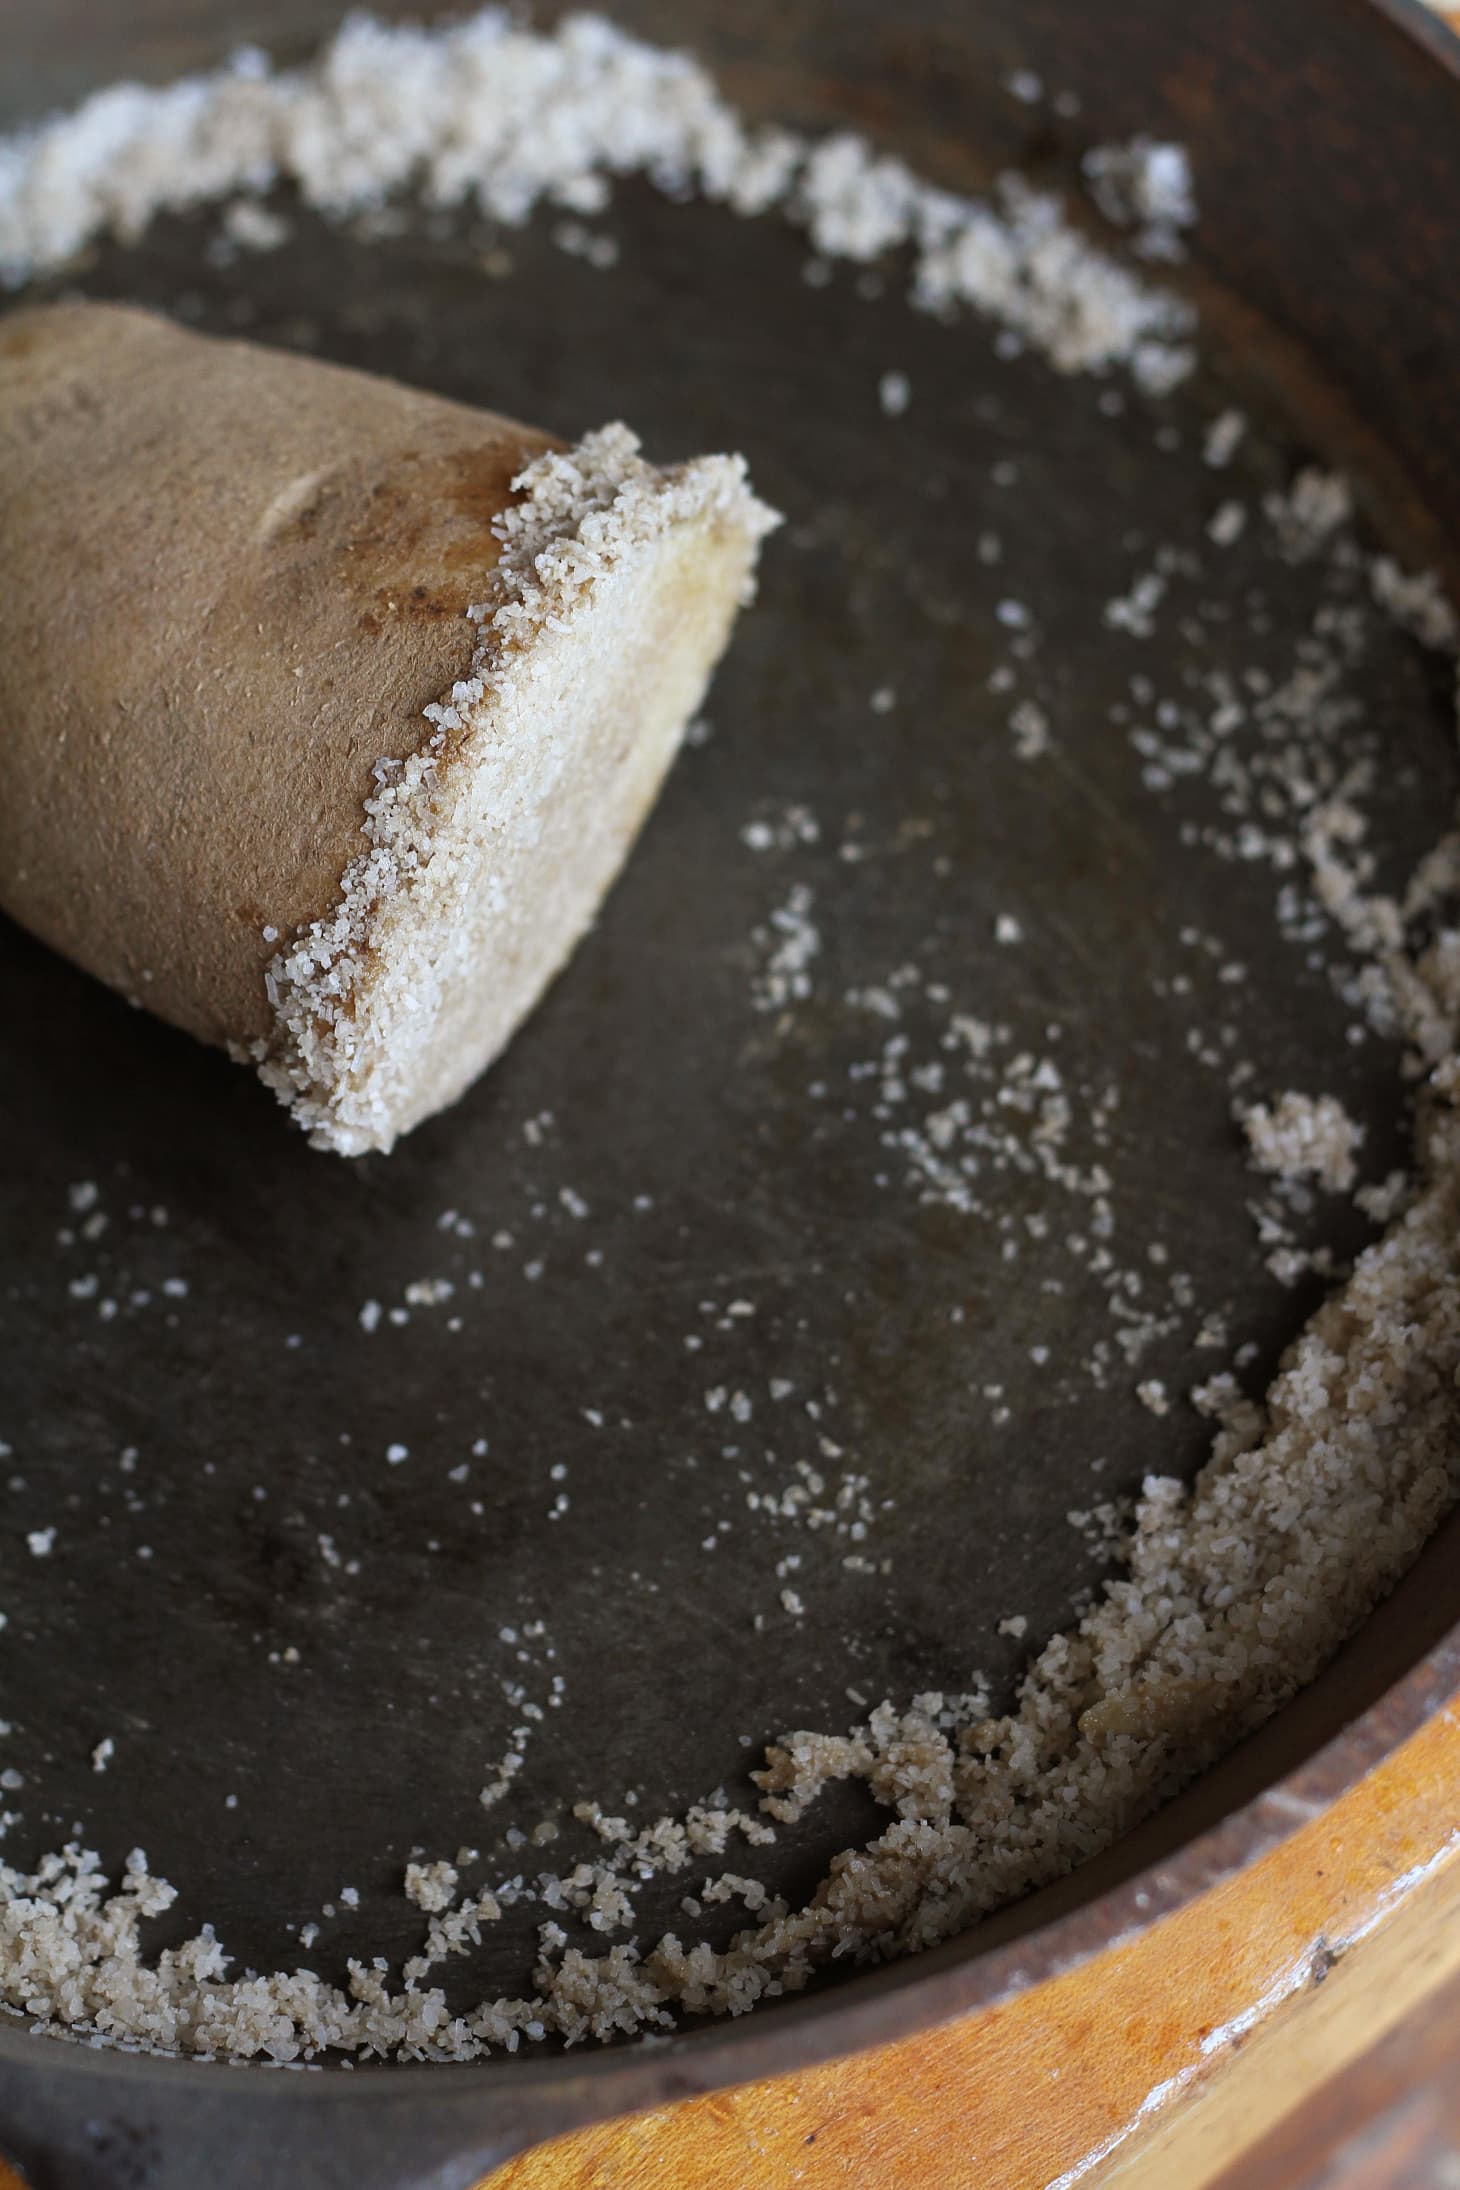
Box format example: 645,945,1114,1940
481,1708,1460,2190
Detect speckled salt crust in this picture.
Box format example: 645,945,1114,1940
6,1108,1460,2057
0,11,1194,389
250,425,776,1153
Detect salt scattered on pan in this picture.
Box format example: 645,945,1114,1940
1009,701,1051,759
552,217,619,269
221,197,291,252
1104,568,1167,638
1356,1171,1410,1225
1084,137,1197,260
0,10,1195,389
1370,557,1458,653
404,1860,458,1913
741,804,820,852
1239,1091,1364,1196
1265,467,1354,559
751,884,820,1013
1203,409,1247,469
1207,499,1247,547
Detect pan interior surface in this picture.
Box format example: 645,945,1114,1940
1,12,1458,2063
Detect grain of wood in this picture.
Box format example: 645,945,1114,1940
481,1712,1460,2190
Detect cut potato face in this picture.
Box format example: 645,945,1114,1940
0,301,778,1152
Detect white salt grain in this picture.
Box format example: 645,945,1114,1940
751,885,820,1013
1084,137,1197,261
878,370,911,418
1207,499,1247,546
1203,410,1247,469
1009,701,1050,760
1240,1091,1364,1196
551,218,619,270
404,1860,459,1913
1369,558,1458,654
221,197,291,252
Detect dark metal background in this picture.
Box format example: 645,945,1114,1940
1,2,1459,2185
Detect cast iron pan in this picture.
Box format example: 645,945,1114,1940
2,1,1460,2184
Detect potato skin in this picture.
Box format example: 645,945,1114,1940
0,300,554,1047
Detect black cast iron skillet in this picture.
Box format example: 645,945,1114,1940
2,1,1460,2183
